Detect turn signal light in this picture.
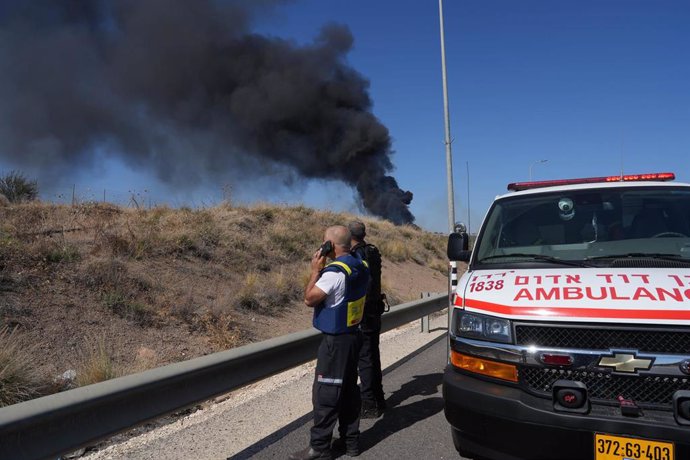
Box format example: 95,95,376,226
450,350,518,382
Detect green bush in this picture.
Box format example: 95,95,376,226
45,244,80,264
0,171,38,203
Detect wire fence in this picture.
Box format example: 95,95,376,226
47,185,154,208
43,184,235,210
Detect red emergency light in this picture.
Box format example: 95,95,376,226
507,172,675,192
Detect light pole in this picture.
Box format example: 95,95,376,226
529,159,548,181
439,0,457,352
438,0,456,234
466,161,471,234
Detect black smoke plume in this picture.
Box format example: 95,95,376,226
0,0,414,224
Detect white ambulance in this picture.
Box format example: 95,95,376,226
444,173,690,460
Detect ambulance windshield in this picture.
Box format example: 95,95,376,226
475,186,690,266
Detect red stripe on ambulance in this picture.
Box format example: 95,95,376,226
461,297,690,321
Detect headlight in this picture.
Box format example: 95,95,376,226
455,310,513,343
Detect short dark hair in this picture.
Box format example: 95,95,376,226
348,221,366,241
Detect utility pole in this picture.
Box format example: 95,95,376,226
439,0,458,354
439,0,456,234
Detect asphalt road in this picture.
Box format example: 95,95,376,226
232,337,466,460
85,315,457,460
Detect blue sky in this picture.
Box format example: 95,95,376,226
2,1,689,232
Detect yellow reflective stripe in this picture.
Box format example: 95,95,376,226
326,261,352,275
362,260,369,268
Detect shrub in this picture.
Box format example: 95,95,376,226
133,347,158,372
44,244,80,264
0,232,19,261
0,171,38,203
234,270,301,314
251,205,276,222
270,225,308,258
0,327,44,407
379,240,412,263
429,259,450,274
75,336,118,386
174,234,197,253
84,259,127,288
199,310,242,351
103,290,154,326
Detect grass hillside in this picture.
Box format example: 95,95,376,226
0,201,450,406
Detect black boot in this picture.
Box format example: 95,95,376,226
376,398,387,413
288,446,332,460
360,399,384,419
332,437,360,457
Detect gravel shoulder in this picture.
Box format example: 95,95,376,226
84,311,449,460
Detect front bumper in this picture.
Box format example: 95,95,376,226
443,367,690,460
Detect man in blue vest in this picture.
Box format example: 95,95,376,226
290,225,370,460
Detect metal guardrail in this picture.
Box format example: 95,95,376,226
0,294,447,460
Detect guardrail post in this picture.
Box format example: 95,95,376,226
420,292,431,333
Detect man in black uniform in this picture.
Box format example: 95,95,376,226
290,225,370,460
348,221,387,418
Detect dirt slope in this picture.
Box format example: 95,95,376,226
0,201,450,401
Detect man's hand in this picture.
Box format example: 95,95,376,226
305,249,328,308
311,249,327,273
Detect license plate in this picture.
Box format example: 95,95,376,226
595,433,674,460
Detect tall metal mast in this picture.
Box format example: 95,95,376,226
439,0,456,233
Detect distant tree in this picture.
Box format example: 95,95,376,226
0,171,39,203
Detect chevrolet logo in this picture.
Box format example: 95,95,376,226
598,352,653,374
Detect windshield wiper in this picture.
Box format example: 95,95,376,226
478,253,592,267
587,253,690,262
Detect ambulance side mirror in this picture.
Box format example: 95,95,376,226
447,232,471,262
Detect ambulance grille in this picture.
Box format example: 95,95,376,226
515,325,690,354
520,367,690,408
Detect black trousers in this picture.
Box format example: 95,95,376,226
358,314,384,404
310,331,362,451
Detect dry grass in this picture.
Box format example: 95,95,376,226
132,347,158,373
199,309,243,351
378,240,412,263
102,290,155,326
0,200,449,403
0,327,45,407
75,336,118,387
234,269,302,314
429,259,450,274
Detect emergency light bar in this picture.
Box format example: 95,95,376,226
507,172,675,192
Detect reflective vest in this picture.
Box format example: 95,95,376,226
313,254,370,334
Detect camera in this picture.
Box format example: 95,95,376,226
558,198,574,212
558,197,575,221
